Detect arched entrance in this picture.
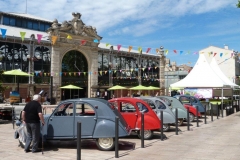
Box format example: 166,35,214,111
61,50,88,100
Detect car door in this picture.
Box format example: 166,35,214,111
118,101,138,129
47,102,74,138
74,102,97,137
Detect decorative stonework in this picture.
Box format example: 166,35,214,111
47,12,102,40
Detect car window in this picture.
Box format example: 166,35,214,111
179,96,190,103
54,102,74,116
159,97,171,106
155,100,166,109
120,102,136,112
76,103,95,116
142,99,156,109
190,97,198,103
136,102,149,113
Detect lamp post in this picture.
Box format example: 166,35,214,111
27,34,35,97
157,46,165,95
138,50,143,85
109,46,113,87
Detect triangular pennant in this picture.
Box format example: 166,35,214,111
220,53,223,57
128,46,133,52
117,45,121,52
37,34,43,44
93,39,98,43
156,48,159,53
146,48,151,53
105,71,108,74
80,40,87,46
173,50,177,54
67,34,72,39
52,36,58,45
83,72,86,76
0,28,7,38
99,71,102,75
180,51,183,55
106,43,110,47
20,32,26,41
138,47,142,53
78,72,81,76
213,53,217,57
165,50,168,55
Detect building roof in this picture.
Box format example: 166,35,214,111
0,12,53,23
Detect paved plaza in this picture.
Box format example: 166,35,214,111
1,111,240,160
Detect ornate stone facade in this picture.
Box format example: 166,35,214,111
47,12,102,103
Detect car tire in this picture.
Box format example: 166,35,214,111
189,113,195,122
162,124,170,132
96,138,115,151
137,130,153,140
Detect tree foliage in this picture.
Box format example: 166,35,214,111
237,0,240,8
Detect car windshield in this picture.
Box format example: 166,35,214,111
142,99,156,109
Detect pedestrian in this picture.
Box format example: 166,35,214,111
21,94,45,153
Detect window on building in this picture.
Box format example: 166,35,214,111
27,21,32,29
32,21,38,30
22,20,27,28
9,17,15,26
16,18,22,27
3,16,10,25
40,23,45,31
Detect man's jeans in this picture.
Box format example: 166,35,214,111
25,123,40,152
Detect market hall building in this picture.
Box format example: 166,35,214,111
0,11,165,103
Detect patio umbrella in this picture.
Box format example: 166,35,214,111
107,85,127,98
129,85,149,90
146,86,160,90
3,69,33,91
60,84,83,99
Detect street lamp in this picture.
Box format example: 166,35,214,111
109,46,113,87
27,34,35,97
138,50,143,85
157,46,165,95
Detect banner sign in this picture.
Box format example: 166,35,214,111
184,88,212,99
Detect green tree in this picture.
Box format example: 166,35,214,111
0,70,6,94
237,0,240,8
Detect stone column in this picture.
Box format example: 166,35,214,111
158,46,166,96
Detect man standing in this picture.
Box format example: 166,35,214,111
22,94,45,153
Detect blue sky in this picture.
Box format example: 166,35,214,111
1,0,240,66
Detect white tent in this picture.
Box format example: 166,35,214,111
210,58,239,88
170,54,230,88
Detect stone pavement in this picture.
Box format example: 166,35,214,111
1,112,240,160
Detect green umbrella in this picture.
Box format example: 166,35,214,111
147,86,160,90
107,85,127,90
129,85,149,90
108,85,127,98
3,69,32,76
60,84,83,99
3,69,33,90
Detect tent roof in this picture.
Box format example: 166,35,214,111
210,58,239,88
170,54,230,88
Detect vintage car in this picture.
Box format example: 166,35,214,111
156,96,188,125
174,95,205,113
136,97,175,132
109,97,161,140
183,104,201,122
15,98,131,151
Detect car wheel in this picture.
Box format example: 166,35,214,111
138,130,153,140
96,138,115,151
162,124,170,132
189,113,195,122
178,119,184,126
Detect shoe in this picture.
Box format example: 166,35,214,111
24,149,30,153
32,149,41,153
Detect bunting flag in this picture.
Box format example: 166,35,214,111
138,47,142,53
78,72,81,76
146,48,151,53
165,50,169,55
156,48,159,54
180,51,183,55
37,34,43,44
208,52,211,57
173,50,177,54
128,46,133,52
213,53,217,57
93,39,98,43
106,43,110,47
117,45,121,52
193,51,198,55
220,53,223,57
67,34,72,39
52,36,58,45
20,32,26,41
0,28,7,38
80,40,86,46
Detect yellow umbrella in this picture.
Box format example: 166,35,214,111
129,85,149,90
107,85,127,98
60,84,83,99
